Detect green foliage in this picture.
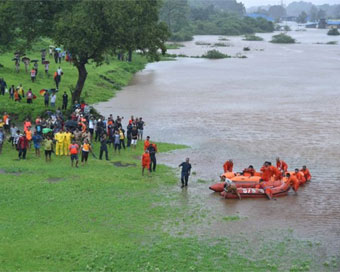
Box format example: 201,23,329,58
243,34,264,41
195,41,211,45
271,33,296,44
169,29,194,42
222,215,241,221
0,44,148,121
213,42,228,47
202,50,229,59
327,28,340,36
165,43,185,49
297,11,308,23
326,41,338,44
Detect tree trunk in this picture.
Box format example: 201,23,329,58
72,62,87,104
128,49,132,62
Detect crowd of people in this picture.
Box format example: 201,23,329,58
0,107,160,174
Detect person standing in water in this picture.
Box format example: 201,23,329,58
179,158,192,188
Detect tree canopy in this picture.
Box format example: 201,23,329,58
0,0,169,103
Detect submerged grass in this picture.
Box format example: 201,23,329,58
0,140,337,271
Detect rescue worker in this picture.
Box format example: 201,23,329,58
293,168,306,184
286,173,299,193
69,140,80,168
223,159,233,173
54,129,65,156
276,157,288,172
260,162,272,181
242,165,256,176
269,163,282,180
300,165,312,182
141,150,151,176
63,130,73,155
144,136,150,151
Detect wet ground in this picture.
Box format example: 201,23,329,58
95,27,340,255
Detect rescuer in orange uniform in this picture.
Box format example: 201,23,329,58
242,165,256,176
293,168,306,184
300,165,312,182
276,157,288,172
141,150,151,176
286,173,299,193
144,136,150,151
260,162,272,181
223,159,233,173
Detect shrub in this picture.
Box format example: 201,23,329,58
243,34,263,41
213,42,227,47
271,33,296,44
202,50,229,59
326,41,338,45
327,28,340,36
169,30,193,42
195,41,211,45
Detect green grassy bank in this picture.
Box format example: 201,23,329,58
0,39,148,120
0,141,337,271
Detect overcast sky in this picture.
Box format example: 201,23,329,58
242,0,340,8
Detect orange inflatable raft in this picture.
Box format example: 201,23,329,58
220,179,290,199
209,173,261,192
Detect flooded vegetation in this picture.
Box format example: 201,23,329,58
96,26,340,262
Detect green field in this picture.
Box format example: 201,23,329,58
0,141,337,271
0,39,148,121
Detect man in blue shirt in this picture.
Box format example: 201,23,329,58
179,158,192,188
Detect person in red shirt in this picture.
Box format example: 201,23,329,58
141,150,151,176
17,131,29,159
242,165,256,176
270,164,282,180
69,140,79,168
144,136,150,151
223,159,233,173
300,165,312,182
276,157,288,172
260,162,272,181
286,173,299,193
293,168,306,184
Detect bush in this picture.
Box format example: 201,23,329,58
202,50,229,59
213,42,227,47
327,28,340,36
195,41,211,45
243,34,263,41
271,33,296,44
169,30,193,42
326,41,338,45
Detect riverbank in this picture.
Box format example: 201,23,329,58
95,30,340,269
0,39,148,121
0,139,333,271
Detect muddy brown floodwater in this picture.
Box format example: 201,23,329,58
96,27,340,255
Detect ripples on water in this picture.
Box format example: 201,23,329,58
96,28,340,252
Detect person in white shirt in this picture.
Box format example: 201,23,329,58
50,93,57,107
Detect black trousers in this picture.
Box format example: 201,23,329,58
150,154,156,172
100,147,108,160
181,173,189,186
18,148,27,159
120,139,125,149
62,102,67,110
127,136,131,147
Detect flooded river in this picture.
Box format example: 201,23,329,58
96,28,340,253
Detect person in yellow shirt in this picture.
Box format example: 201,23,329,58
63,130,73,155
54,130,65,156
81,139,92,166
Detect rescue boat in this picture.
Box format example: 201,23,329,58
209,173,261,192
220,180,290,199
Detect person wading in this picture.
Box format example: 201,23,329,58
179,158,192,188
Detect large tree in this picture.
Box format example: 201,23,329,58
53,0,168,103
160,0,190,33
